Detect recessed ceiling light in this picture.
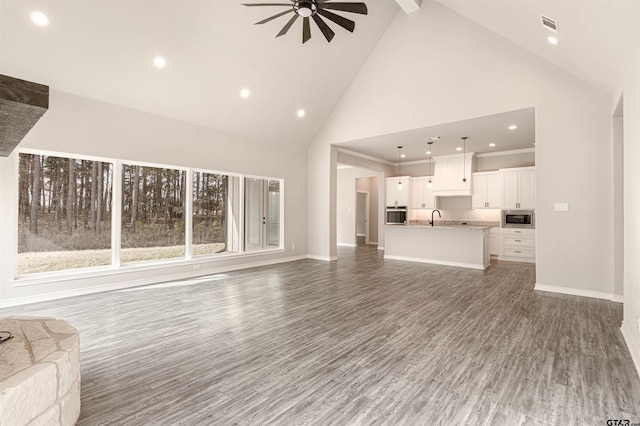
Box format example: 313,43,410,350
508,125,518,130
153,56,166,69
456,147,462,151
400,154,406,158
30,11,49,27
489,143,496,147
547,36,559,45
240,88,250,98
297,109,305,118
426,151,431,155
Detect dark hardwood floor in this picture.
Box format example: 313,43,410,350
7,246,640,425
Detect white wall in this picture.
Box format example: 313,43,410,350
400,150,535,176
0,90,308,306
614,12,640,377
309,1,615,299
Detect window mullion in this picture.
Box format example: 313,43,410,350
185,169,193,259
112,161,122,268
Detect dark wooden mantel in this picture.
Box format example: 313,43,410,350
0,74,49,157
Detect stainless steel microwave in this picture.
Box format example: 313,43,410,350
502,209,535,229
386,206,407,225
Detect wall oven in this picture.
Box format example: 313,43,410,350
502,210,535,229
386,206,407,225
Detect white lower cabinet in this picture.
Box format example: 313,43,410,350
489,227,499,256
499,228,535,263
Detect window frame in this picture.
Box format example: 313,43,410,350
12,148,285,284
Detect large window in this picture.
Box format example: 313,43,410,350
18,153,113,274
121,164,186,264
16,151,283,277
192,172,229,256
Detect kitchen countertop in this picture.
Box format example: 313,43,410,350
404,224,493,230
386,220,500,230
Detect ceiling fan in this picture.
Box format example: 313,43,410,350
243,1,368,44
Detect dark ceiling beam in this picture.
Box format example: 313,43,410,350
0,74,49,157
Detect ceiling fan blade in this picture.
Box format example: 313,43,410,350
254,9,294,25
302,16,311,43
317,9,355,32
312,15,335,42
277,14,299,37
320,2,368,15
243,3,293,6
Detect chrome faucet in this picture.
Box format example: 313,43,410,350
430,209,441,227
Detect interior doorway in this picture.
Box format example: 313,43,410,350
356,191,369,246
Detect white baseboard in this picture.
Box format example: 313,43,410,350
384,254,486,270
534,283,622,303
621,321,640,379
307,255,338,261
368,241,378,245
0,255,308,308
337,243,357,247
356,234,366,237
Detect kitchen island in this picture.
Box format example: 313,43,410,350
384,224,491,270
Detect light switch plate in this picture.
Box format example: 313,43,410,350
554,203,569,212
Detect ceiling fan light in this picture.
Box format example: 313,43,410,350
295,1,316,17
297,6,313,17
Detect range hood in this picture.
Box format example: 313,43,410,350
432,153,475,197
0,74,49,157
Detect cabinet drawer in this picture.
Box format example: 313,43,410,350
501,228,535,237
501,247,535,258
502,236,535,248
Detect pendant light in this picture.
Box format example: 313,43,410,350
397,145,403,190
461,137,468,183
427,141,434,188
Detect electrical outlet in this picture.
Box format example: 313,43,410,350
554,203,569,212
193,264,200,270
292,244,296,250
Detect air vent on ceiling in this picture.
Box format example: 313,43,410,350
541,15,558,33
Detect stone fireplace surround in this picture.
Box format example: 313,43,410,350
0,316,80,425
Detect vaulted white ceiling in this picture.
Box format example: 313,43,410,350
1,0,637,154
0,0,400,148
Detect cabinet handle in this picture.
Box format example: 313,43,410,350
515,250,521,253
515,231,521,233
422,203,425,208
515,239,521,242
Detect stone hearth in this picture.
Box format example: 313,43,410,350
0,316,80,425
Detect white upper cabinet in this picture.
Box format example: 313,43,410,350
433,153,475,196
472,172,503,209
412,176,436,209
386,177,412,207
500,167,535,209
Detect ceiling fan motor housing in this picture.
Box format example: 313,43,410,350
295,1,317,17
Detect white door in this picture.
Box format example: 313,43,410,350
356,191,369,245
244,178,281,251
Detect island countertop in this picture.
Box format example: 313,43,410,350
390,224,493,230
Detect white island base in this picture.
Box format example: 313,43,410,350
384,225,491,270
